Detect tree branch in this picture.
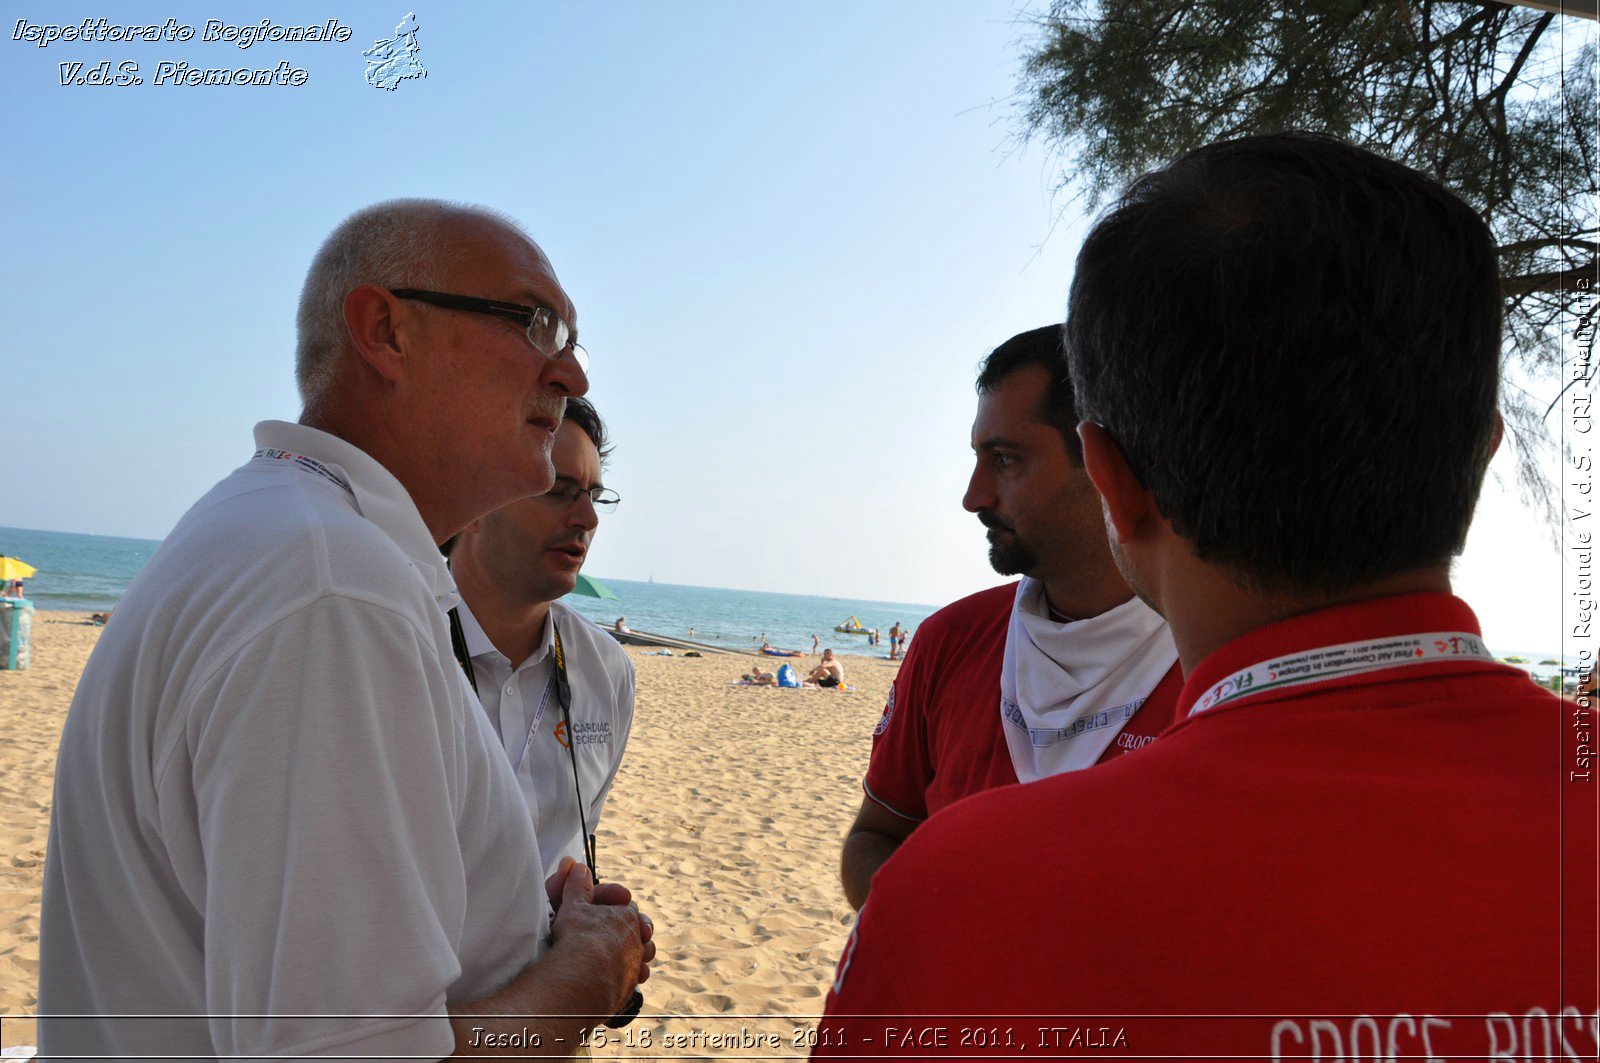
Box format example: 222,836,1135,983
1502,261,1600,296
1499,236,1600,254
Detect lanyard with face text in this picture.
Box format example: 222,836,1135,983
1190,630,1497,715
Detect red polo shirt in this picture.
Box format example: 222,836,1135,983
863,582,1183,822
819,594,1598,1060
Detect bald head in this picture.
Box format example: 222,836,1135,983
294,198,532,411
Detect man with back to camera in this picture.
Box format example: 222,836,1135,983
817,134,1598,1057
837,324,1184,911
446,397,636,876
39,199,653,1059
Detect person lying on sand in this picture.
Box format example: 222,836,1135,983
742,664,778,686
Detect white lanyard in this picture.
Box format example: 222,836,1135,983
1191,630,1496,716
511,675,558,773
251,447,354,497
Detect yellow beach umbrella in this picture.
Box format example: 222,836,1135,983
0,557,37,581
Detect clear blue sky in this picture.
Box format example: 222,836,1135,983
3,2,1585,651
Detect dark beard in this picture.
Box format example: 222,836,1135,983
987,531,1037,576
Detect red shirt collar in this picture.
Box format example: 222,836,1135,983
1177,592,1498,716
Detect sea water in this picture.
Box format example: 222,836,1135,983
0,526,161,613
559,578,931,655
0,526,933,655
3,525,1576,670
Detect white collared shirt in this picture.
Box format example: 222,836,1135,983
40,420,547,1062
454,597,635,873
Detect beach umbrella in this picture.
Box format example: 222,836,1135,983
0,557,36,581
569,573,619,600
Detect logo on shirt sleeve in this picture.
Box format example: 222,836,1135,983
872,684,897,737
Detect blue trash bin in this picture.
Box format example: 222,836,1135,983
1,597,33,670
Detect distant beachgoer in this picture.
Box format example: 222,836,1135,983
689,627,695,637
812,634,820,653
743,665,777,686
806,649,845,689
614,616,631,633
888,622,902,659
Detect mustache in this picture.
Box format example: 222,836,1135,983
975,509,1012,533
531,395,567,423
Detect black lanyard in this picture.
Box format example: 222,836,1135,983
449,608,598,882
448,605,640,1027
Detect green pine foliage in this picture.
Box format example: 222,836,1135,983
1016,0,1597,511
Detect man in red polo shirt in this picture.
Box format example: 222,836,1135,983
838,325,1184,911
818,134,1597,1059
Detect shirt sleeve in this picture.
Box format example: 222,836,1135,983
813,901,914,1057
860,634,934,822
587,652,635,829
178,594,495,1061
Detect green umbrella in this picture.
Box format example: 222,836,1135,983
570,573,619,600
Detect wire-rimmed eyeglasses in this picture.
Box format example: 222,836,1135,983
541,476,620,513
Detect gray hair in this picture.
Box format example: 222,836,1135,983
294,198,528,410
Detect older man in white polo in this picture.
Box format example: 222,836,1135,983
40,199,651,1059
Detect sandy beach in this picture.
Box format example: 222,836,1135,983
0,613,899,1055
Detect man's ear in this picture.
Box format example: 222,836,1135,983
343,284,408,383
1077,421,1152,542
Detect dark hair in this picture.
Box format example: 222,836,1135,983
1065,132,1501,595
561,397,613,467
975,324,1081,462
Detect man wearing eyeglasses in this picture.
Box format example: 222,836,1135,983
40,200,651,1060
446,398,635,877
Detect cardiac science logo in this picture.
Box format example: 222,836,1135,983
555,719,613,749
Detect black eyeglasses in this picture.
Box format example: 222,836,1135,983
391,289,589,372
541,476,621,513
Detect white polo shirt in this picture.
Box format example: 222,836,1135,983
39,421,548,1062
454,597,635,873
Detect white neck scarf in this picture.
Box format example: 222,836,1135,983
1000,577,1179,783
